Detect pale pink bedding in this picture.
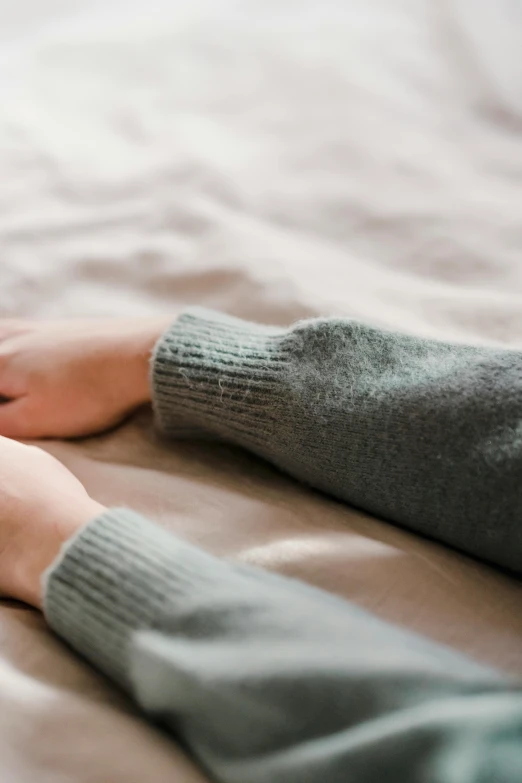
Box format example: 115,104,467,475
1,1,521,780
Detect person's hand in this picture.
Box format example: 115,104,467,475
0,318,172,439
0,436,105,608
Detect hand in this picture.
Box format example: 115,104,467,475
0,318,172,439
0,436,104,608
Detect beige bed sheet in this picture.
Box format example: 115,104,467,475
1,0,522,780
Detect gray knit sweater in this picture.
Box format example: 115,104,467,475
45,308,522,783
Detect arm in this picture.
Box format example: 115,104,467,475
0,317,521,781
0,447,518,783
1,309,521,571
43,507,522,783
152,308,522,573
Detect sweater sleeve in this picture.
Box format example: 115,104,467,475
151,308,522,574
44,508,522,783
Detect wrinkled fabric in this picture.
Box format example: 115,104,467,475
1,0,522,781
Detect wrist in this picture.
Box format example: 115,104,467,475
25,498,107,610
119,319,173,409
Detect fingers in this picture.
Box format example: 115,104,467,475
0,330,17,376
0,341,27,399
0,398,38,439
0,360,23,400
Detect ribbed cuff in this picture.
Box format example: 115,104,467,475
151,307,290,449
43,509,231,688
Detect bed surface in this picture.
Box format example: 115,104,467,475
1,1,522,780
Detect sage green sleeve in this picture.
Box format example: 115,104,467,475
152,308,522,573
42,310,522,782
44,508,522,783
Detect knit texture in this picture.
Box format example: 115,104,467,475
44,512,522,783
43,508,249,687
42,312,522,783
153,308,522,573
